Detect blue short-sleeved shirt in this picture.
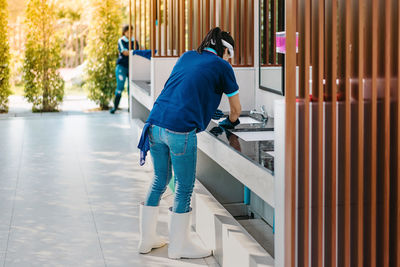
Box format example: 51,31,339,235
116,36,139,68
146,49,239,133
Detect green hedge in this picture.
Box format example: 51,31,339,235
22,0,64,112
84,0,121,110
0,0,11,113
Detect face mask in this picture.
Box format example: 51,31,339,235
221,39,234,58
122,36,135,42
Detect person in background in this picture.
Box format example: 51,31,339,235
137,27,241,259
110,25,139,114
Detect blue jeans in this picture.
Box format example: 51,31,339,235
115,65,129,96
145,125,197,213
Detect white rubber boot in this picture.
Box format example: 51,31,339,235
138,203,167,254
168,207,212,259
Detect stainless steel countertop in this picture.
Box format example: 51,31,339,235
197,115,275,207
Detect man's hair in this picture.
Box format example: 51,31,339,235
122,25,132,36
197,27,235,58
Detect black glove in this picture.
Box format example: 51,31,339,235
219,117,240,129
212,109,224,120
209,126,224,137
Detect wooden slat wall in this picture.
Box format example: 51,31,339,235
397,0,400,265
370,0,378,265
139,0,253,66
284,0,297,265
383,1,391,266
297,0,310,265
286,0,400,265
356,0,365,265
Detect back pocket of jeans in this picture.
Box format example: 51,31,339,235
165,130,188,156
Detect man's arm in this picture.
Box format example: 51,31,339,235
228,94,241,122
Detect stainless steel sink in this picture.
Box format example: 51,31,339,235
210,115,274,141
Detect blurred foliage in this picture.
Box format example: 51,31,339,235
0,0,11,113
22,0,64,112
54,0,87,23
7,0,24,23
8,0,130,102
84,0,121,110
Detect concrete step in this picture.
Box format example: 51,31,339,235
237,218,274,258
193,181,274,267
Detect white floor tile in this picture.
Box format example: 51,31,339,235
0,114,219,267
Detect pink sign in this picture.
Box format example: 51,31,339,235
276,31,299,54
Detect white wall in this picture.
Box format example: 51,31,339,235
151,58,256,113
130,54,151,81
151,57,178,100
129,55,152,110
260,67,283,93
256,88,285,119
218,67,256,112
273,99,286,267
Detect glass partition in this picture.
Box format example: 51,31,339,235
259,0,285,95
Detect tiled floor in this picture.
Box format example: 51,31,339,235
0,113,219,267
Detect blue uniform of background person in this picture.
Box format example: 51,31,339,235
110,34,139,113
145,48,239,213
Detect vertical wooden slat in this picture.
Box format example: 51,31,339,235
213,0,216,28
144,0,147,49
200,0,203,39
179,0,185,55
271,0,276,64
129,0,132,51
250,0,254,66
139,0,141,48
205,0,210,32
285,0,297,264
150,0,155,57
343,0,352,265
227,0,233,66
263,0,269,65
234,0,240,65
383,0,391,265
356,0,365,266
221,0,225,30
311,0,324,264
317,0,324,264
157,0,161,55
163,0,167,55
299,0,310,265
189,0,193,50
228,0,232,33
177,0,180,55
328,0,338,264
144,0,146,48
397,0,400,263
171,0,175,54
169,0,173,54
370,0,378,265
243,0,247,65
197,0,200,47
134,0,137,48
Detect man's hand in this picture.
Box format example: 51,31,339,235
219,117,240,129
122,50,130,56
212,109,224,120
